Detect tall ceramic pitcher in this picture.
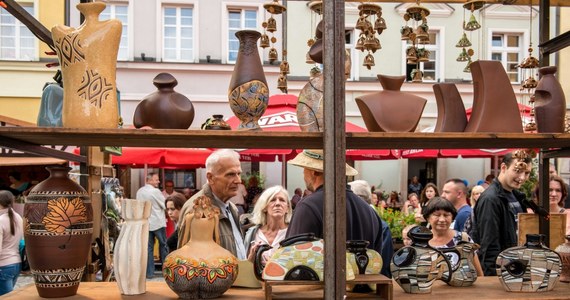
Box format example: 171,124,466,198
52,2,121,128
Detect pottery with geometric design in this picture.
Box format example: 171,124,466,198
52,2,121,128
24,166,93,298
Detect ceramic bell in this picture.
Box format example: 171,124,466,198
390,226,452,294
496,234,561,292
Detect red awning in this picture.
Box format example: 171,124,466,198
400,149,441,158
346,149,400,160
73,147,211,169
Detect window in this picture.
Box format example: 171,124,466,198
227,8,257,63
100,3,129,61
490,32,523,83
163,6,194,62
0,3,36,60
403,30,440,82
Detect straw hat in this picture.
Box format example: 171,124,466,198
288,149,358,176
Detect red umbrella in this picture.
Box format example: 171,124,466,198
226,94,380,162
400,149,441,158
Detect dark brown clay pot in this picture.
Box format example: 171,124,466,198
355,74,426,132
433,83,467,132
228,30,269,130
24,166,93,298
534,66,566,133
133,72,195,129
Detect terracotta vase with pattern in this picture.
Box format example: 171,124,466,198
52,2,121,128
24,166,93,298
228,30,269,130
163,196,238,299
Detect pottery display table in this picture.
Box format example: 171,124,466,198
6,277,570,299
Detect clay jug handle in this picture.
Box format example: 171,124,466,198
253,244,273,281
434,247,453,283
279,233,317,247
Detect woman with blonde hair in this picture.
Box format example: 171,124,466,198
470,185,485,207
243,186,292,262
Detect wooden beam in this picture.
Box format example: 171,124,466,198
0,136,86,163
539,30,570,56
323,0,347,298
0,115,35,127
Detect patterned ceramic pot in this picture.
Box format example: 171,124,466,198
497,234,561,292
52,2,121,129
162,196,238,299
228,30,269,131
24,166,93,298
555,236,570,283
390,226,451,294
440,241,480,286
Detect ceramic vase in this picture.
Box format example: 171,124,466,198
114,199,151,295
534,66,566,133
163,196,238,299
390,226,451,294
355,74,427,132
346,240,383,292
52,2,121,129
439,242,479,286
555,236,570,283
24,166,93,298
297,75,324,132
228,30,269,131
496,234,561,292
133,73,195,129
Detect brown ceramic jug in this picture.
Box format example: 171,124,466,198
534,66,566,133
228,30,269,130
24,166,93,298
355,74,426,132
52,2,121,129
133,73,195,129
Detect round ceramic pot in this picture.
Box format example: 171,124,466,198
24,166,93,298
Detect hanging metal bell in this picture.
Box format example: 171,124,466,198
363,53,375,70
355,35,365,51
464,13,481,31
401,26,412,40
268,48,278,63
418,48,430,62
519,55,539,69
267,17,277,33
277,74,287,93
411,69,423,83
279,60,290,74
456,32,472,48
260,34,270,48
415,24,429,41
356,16,368,31
374,17,387,34
457,48,469,62
522,76,538,89
406,46,417,60
463,59,472,73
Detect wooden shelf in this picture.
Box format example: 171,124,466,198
1,127,570,150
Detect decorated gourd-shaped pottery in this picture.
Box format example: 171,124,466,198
201,115,231,130
496,234,561,292
555,235,570,283
534,66,566,133
114,199,151,295
355,74,427,132
346,240,383,292
52,2,121,129
228,30,269,131
133,73,195,129
390,226,452,294
24,166,93,298
439,241,480,286
162,196,238,299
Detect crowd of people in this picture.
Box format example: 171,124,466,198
130,147,570,283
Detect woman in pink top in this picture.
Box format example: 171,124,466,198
548,175,570,235
0,191,23,295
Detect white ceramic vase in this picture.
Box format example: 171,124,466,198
113,199,151,295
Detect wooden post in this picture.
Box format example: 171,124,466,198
323,0,346,299
539,151,550,246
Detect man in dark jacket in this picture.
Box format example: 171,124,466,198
471,150,532,276
286,150,387,277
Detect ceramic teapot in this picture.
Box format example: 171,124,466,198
439,240,480,287
496,234,561,292
390,226,452,294
254,233,324,281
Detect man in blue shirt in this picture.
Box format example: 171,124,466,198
441,178,471,232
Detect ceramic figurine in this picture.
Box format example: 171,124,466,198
534,66,566,133
52,2,121,129
391,226,451,293
228,30,269,130
355,74,426,132
24,166,93,298
496,234,561,292
439,241,480,286
464,60,523,133
433,83,468,132
163,196,238,299
133,73,195,129
114,199,151,295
